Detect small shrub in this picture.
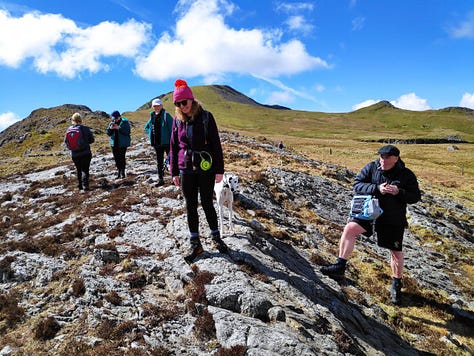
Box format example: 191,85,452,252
108,226,124,239
96,319,116,339
148,346,173,356
71,278,86,297
127,245,152,258
216,345,248,356
0,291,25,330
34,316,61,340
95,242,117,251
141,302,183,327
113,320,137,340
194,308,216,340
0,255,16,281
309,252,326,265
62,221,83,240
1,192,13,202
126,273,147,289
99,263,117,276
104,291,122,306
333,329,358,354
186,266,214,305
96,319,137,341
238,262,269,283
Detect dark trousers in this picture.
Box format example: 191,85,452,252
112,146,127,171
72,153,92,188
181,173,218,235
154,144,170,179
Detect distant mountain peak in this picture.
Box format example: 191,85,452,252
439,106,474,114
139,84,291,111
371,100,397,110
209,84,291,110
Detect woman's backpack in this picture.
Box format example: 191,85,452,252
65,126,86,151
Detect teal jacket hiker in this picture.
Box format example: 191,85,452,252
107,117,131,148
144,109,173,147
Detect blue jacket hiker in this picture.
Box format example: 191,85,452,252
65,112,95,191
144,98,173,185
106,110,131,179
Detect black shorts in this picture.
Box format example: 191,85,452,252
350,218,405,251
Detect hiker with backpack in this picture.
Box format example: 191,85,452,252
321,145,421,305
144,98,173,186
64,112,95,191
107,111,131,179
169,79,228,264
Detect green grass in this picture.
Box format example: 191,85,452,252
1,85,473,208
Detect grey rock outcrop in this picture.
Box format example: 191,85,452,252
0,131,472,355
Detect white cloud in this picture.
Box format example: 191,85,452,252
0,9,150,78
314,84,325,92
253,74,317,102
275,2,314,13
266,91,296,106
0,112,21,132
286,15,314,34
390,93,431,111
135,0,329,80
352,16,365,31
448,11,474,39
276,2,314,35
460,93,474,109
352,99,380,111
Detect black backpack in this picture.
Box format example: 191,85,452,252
174,110,210,145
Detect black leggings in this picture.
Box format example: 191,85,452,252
112,146,127,171
181,172,218,235
72,153,92,186
154,145,170,177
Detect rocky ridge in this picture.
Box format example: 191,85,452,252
0,131,473,355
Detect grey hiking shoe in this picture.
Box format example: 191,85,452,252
184,238,204,264
390,282,402,305
321,263,346,280
211,233,229,254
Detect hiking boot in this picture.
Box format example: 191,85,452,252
211,233,229,254
184,238,204,264
390,282,403,305
156,178,165,187
321,263,346,280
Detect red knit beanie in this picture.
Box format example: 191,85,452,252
173,79,194,102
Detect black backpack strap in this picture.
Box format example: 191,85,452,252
202,110,209,144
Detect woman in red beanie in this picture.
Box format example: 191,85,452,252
169,79,228,263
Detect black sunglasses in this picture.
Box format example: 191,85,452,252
174,99,188,107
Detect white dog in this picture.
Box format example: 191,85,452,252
214,172,239,236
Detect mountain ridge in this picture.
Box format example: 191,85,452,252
0,85,472,209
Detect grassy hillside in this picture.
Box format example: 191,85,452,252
1,85,473,207
124,86,474,208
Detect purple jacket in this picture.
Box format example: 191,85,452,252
169,108,224,176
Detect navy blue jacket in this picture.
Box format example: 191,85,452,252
353,159,421,226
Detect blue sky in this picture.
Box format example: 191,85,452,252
1,0,474,132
